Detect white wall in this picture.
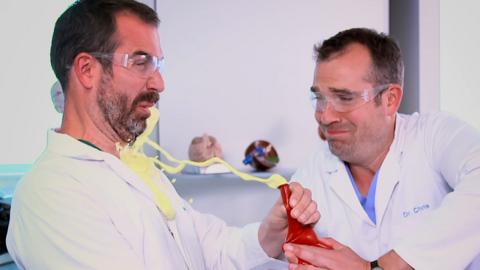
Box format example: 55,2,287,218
0,1,71,164
440,1,480,130
419,0,440,113
156,0,388,169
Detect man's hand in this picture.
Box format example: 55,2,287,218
258,182,320,258
283,239,414,270
283,238,369,270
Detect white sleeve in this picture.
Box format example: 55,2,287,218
394,113,480,269
190,209,275,270
6,171,144,270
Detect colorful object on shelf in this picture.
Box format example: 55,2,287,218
243,140,280,171
279,184,333,265
119,107,288,220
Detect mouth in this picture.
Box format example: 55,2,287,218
136,101,155,116
326,129,349,135
133,91,159,116
138,101,155,108
320,126,351,139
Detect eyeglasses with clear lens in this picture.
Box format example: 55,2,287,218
309,84,390,113
91,52,165,78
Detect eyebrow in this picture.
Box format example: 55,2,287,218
131,50,165,61
130,50,148,55
310,86,355,95
330,88,355,95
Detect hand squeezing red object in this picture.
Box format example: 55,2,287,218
279,184,332,265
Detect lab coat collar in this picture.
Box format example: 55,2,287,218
47,129,109,161
46,129,161,207
324,114,405,227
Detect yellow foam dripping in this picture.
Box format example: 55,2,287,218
119,107,288,220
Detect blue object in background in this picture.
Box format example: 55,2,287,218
242,147,266,165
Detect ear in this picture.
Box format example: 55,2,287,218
383,84,403,116
72,52,100,90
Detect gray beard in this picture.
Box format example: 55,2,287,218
96,75,147,143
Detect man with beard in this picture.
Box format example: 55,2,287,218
6,1,320,269
282,28,480,270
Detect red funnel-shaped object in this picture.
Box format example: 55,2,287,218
279,184,332,265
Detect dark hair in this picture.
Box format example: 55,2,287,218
50,0,159,92
314,28,404,87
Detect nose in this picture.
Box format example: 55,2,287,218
146,70,165,93
315,102,340,126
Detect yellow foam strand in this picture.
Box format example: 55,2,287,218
146,139,287,189
119,146,176,220
119,107,288,221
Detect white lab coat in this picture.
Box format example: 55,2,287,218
6,130,273,269
292,112,480,270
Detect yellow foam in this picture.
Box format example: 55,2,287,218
119,107,288,220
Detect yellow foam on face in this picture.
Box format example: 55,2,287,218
119,107,288,220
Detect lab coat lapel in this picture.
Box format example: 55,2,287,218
174,206,207,270
375,151,400,226
104,156,200,268
325,157,373,225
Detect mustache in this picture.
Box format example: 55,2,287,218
132,91,159,107
319,123,352,132
320,123,347,129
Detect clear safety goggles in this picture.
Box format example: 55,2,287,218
309,84,390,113
91,52,165,78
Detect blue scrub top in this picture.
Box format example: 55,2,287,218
345,164,379,224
